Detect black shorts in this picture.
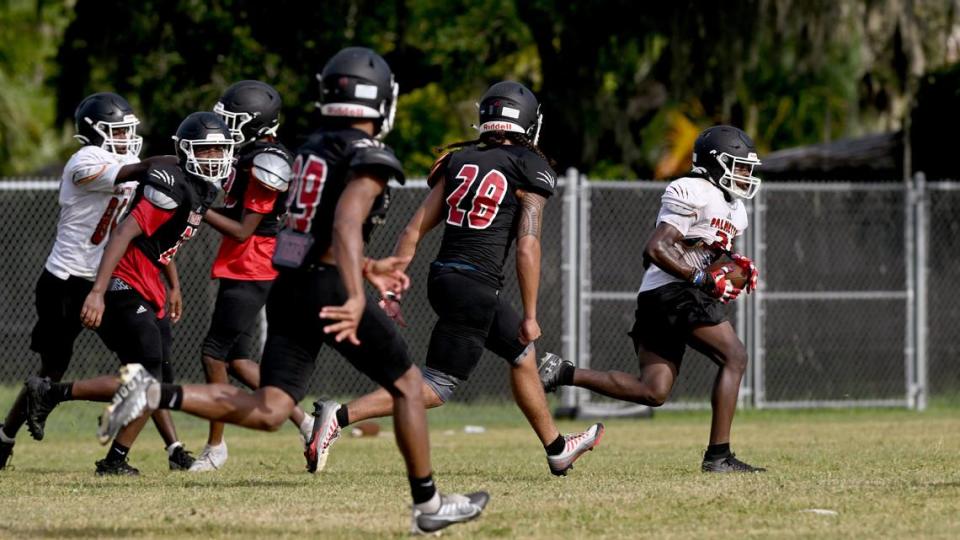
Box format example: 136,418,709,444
30,269,93,371
424,264,529,381
259,265,412,403
202,278,272,361
628,282,727,368
95,287,165,378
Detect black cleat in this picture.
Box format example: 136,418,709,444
168,445,195,471
0,424,14,470
95,458,140,476
25,376,58,441
701,453,766,473
537,353,573,393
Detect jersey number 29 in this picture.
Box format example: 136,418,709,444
446,164,508,230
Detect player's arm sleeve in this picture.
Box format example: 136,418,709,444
656,181,702,236
251,151,292,192
243,175,279,214
516,154,556,198
349,147,406,186
129,196,175,237
69,159,124,193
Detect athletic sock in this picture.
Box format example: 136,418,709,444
705,442,731,460
335,405,350,428
106,441,131,464
558,363,575,386
49,382,73,403
409,473,438,506
0,426,15,443
158,384,183,410
414,491,441,515
545,434,566,456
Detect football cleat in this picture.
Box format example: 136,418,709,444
304,400,341,473
411,492,489,535
97,364,159,445
537,353,573,393
95,457,140,476
168,444,196,471
0,425,13,470
189,442,228,472
25,376,58,441
701,453,766,473
546,423,604,476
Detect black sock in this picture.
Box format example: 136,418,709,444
558,363,576,386
49,382,73,403
545,435,566,456
106,441,130,464
409,473,437,505
336,405,350,428
158,384,183,410
705,443,731,459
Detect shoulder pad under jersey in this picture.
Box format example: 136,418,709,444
251,150,293,192
349,145,406,185
142,165,183,210
427,152,452,188
515,150,557,197
661,176,711,216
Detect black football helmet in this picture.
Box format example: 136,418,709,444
692,125,762,199
477,81,542,145
316,47,398,139
172,112,235,183
214,80,282,146
74,92,143,157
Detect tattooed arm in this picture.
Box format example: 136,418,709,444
516,189,547,344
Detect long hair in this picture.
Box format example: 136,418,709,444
437,130,555,167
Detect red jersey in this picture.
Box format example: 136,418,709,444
211,178,280,281
113,199,175,317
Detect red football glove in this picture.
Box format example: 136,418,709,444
730,253,759,293
691,266,742,304
378,292,407,327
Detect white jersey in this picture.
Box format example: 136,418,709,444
44,146,139,280
639,176,748,293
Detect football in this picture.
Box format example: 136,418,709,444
706,255,749,290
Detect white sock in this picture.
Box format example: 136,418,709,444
166,441,183,456
0,427,14,444
414,492,441,514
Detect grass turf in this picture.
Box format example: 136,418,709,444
0,386,958,539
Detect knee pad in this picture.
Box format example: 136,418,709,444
422,367,462,403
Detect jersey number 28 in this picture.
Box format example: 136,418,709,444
446,164,508,230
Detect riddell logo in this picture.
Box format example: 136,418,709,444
325,105,365,117
479,121,520,132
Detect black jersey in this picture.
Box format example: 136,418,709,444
432,144,556,284
277,128,404,269
129,163,218,267
220,140,293,237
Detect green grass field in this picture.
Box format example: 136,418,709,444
0,386,958,539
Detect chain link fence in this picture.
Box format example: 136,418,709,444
1,174,956,409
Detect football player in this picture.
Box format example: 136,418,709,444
189,80,313,472
308,81,603,477
96,47,488,534
0,93,192,471
23,112,234,475
539,125,766,473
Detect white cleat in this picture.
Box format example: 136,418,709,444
188,441,228,472
546,423,605,476
411,492,489,535
304,400,341,473
97,364,158,445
